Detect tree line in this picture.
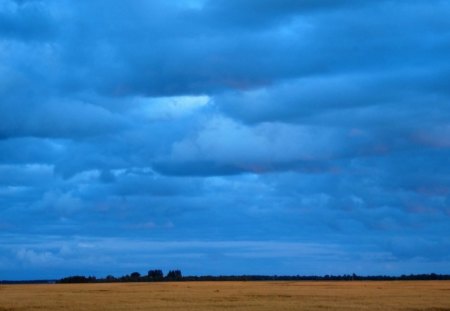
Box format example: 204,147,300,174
57,271,450,283
59,269,182,283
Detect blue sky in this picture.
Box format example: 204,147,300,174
1,0,450,280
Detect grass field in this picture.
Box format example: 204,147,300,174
1,281,449,310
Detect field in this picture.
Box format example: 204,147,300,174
1,281,449,311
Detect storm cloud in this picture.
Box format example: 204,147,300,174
0,0,449,279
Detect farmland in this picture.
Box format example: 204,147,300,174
1,281,449,311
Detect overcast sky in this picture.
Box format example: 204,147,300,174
1,0,450,280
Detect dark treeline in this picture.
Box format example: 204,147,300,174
58,269,182,283
0,280,57,284
57,271,450,283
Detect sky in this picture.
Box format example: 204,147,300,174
0,0,450,280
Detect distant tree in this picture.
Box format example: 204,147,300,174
57,272,450,284
148,269,164,281
166,270,182,281
130,272,141,280
59,275,96,283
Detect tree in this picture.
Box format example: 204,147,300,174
130,272,141,280
166,270,182,280
59,275,96,283
148,269,164,281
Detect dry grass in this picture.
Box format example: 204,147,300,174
0,281,449,311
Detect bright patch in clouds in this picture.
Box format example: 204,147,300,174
134,95,210,120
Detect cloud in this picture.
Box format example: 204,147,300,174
0,0,449,278
0,0,56,41
16,248,61,266
216,68,450,124
2,233,449,280
155,116,348,175
0,98,128,139
0,164,53,186
0,138,63,164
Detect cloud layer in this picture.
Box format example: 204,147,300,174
0,0,449,279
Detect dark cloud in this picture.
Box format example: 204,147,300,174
217,68,450,124
0,138,62,164
0,99,128,139
0,0,56,41
199,0,364,30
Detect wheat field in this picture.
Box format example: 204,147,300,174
0,281,449,311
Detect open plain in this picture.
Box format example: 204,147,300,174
0,281,449,311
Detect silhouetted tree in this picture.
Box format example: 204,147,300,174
130,272,141,281
148,269,164,281
59,275,96,283
166,270,182,280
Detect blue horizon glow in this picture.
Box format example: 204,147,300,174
0,0,449,280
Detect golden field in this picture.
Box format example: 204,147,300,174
1,281,449,311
